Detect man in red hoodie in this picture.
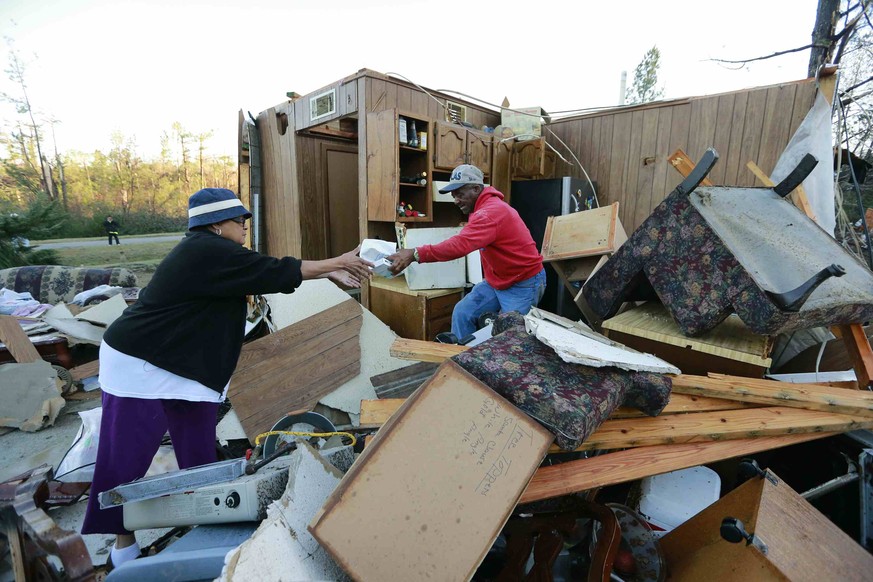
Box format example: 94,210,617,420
388,164,545,341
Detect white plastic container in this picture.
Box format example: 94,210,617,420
636,466,721,537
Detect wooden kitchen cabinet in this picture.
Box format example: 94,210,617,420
367,109,432,222
368,276,463,341
433,121,493,172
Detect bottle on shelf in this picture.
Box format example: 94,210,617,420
400,171,427,186
398,117,408,145
408,120,419,148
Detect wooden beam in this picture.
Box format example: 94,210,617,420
746,160,817,226
518,432,834,504
571,406,872,452
0,315,41,364
360,392,761,428
69,360,99,382
671,373,873,418
667,149,714,186
389,338,468,362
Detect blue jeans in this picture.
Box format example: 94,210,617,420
451,268,546,338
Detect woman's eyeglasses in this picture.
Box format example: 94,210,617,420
228,217,247,225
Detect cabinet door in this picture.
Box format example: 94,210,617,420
511,137,546,179
433,121,467,170
466,130,492,172
491,139,513,199
367,109,399,221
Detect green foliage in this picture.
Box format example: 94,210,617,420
626,46,665,105
0,197,63,268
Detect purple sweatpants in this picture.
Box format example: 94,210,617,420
81,392,219,535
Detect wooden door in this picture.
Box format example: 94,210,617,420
466,130,492,173
367,109,399,221
325,145,359,257
433,121,467,170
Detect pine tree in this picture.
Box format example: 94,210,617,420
626,46,665,105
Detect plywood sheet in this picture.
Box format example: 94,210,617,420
542,203,623,262
309,360,552,582
228,299,362,441
601,301,772,365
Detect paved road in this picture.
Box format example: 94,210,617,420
33,234,184,249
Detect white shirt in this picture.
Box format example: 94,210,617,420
99,341,228,403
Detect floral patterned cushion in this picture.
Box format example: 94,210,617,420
452,313,671,451
582,190,873,336
0,266,138,305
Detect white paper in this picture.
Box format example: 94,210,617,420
361,238,397,279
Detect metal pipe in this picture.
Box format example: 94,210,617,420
801,469,859,501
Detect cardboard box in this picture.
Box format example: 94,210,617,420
403,227,466,290
500,106,549,141
309,360,553,581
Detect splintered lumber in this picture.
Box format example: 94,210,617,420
229,300,363,442
668,149,714,187
389,337,468,362
671,373,873,418
369,361,438,399
747,160,816,221
0,315,41,364
519,432,834,504
360,393,760,428
69,360,99,381
568,406,873,452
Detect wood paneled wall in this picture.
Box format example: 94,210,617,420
546,78,819,233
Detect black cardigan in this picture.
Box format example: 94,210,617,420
103,231,302,392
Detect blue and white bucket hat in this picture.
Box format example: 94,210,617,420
187,188,252,229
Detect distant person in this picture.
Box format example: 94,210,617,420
81,188,373,570
104,215,120,245
388,164,545,341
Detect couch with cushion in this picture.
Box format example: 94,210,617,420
0,266,138,305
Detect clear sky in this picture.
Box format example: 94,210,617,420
1,0,820,160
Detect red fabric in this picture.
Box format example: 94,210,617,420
417,187,542,290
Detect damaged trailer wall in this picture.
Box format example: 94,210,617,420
546,77,822,234
255,70,501,260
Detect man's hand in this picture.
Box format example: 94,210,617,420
387,248,416,275
327,270,361,288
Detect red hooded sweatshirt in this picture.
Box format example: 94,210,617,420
416,186,542,290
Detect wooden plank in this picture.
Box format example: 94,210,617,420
746,160,817,223
389,338,468,362
667,149,713,186
228,301,363,441
0,315,41,363
788,80,817,138
69,360,99,381
687,96,719,165
672,373,873,418
664,103,691,194
601,301,772,364
569,406,873,452
518,432,833,504
360,392,762,428
597,115,614,204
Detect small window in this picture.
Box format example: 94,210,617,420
445,100,467,124
310,89,337,122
